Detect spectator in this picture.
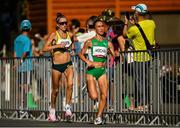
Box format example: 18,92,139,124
13,19,37,109
111,19,126,54
34,31,50,56
86,16,98,32
31,38,40,56
34,31,50,100
102,9,119,41
69,18,82,55
75,16,97,58
112,19,135,110
123,3,156,110
76,16,97,49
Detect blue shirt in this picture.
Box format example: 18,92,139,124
14,34,32,57
14,34,33,72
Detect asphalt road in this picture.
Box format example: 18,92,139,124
0,119,164,127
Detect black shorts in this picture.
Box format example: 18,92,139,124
52,61,72,73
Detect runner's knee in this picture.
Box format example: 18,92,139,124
67,82,73,90
89,93,98,100
52,88,59,95
101,93,107,100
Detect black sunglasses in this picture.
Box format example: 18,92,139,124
59,22,68,25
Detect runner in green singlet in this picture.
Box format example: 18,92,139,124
78,18,115,125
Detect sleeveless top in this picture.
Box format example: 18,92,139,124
52,31,72,54
89,38,108,63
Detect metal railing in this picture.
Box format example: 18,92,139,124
0,49,179,126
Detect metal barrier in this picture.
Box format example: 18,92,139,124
0,49,179,126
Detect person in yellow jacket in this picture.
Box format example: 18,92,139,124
123,3,156,111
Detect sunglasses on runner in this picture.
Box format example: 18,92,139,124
59,22,68,25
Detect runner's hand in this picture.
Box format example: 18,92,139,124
87,61,94,68
57,42,66,48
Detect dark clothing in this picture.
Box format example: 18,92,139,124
52,61,72,73
133,61,150,107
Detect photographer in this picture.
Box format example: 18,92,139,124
123,3,156,111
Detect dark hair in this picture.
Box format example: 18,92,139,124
56,13,65,24
71,19,80,28
56,13,66,30
112,20,124,36
93,16,105,28
79,28,85,33
145,11,153,19
86,16,98,29
38,27,47,37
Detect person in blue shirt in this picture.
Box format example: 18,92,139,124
14,19,37,109
14,20,32,58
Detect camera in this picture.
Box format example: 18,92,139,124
125,12,130,20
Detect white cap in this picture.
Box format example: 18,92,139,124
131,3,148,14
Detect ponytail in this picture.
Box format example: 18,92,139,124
56,12,65,23
56,12,65,30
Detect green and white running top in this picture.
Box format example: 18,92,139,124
89,38,108,63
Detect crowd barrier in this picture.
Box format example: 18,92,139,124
0,49,179,126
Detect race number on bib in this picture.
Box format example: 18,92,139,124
57,39,72,48
93,46,107,57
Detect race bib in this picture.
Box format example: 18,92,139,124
57,39,72,48
93,46,107,57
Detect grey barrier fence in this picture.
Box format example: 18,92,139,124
0,49,179,126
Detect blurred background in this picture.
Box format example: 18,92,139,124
0,0,180,57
